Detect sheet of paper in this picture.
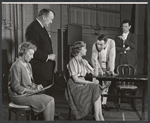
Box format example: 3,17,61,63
26,84,53,96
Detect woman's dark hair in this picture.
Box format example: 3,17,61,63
97,34,108,43
122,19,132,26
37,8,55,17
18,41,37,56
71,41,86,58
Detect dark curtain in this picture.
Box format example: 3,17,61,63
143,5,148,75
131,4,136,33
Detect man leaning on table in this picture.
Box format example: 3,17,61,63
91,34,116,111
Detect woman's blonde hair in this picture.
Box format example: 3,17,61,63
70,41,86,58
18,41,37,56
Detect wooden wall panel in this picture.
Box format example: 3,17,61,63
103,12,109,27
97,4,103,9
109,13,114,27
109,4,114,10
70,5,120,28
98,11,103,26
115,13,120,28
71,8,76,24
103,4,109,9
90,10,96,26
77,9,83,25
115,4,120,11
83,10,90,25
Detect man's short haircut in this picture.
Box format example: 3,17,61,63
97,34,108,43
122,19,132,26
37,8,55,17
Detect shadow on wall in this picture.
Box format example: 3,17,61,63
2,37,17,98
2,38,16,73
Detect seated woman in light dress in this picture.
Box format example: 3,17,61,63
65,41,111,121
8,42,55,121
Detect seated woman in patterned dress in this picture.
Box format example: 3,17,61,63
65,41,110,121
8,42,55,121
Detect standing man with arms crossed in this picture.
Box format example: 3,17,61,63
25,8,56,96
115,19,137,70
91,34,116,111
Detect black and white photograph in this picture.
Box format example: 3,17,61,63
1,2,148,121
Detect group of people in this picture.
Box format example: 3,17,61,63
8,8,137,121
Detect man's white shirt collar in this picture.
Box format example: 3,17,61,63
123,31,129,35
36,18,44,28
122,31,129,40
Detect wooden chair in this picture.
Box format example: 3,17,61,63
60,71,72,120
3,72,39,121
54,71,71,120
116,64,138,111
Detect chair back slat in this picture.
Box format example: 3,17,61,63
117,64,136,75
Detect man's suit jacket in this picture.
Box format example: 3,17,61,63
25,20,55,81
115,32,137,67
91,38,116,73
8,60,37,98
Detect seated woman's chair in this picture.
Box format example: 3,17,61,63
61,72,72,120
116,64,138,111
3,72,38,120
55,71,75,120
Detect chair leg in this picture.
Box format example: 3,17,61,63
26,111,30,120
31,111,38,121
31,115,37,121
132,99,136,110
114,101,119,111
101,95,103,102
114,89,119,111
118,93,121,111
38,113,43,120
31,112,34,120
133,90,137,110
68,107,71,120
15,111,18,120
8,108,11,120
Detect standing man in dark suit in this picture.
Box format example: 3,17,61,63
25,8,56,95
115,19,137,70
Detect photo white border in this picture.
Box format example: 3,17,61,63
2,2,148,4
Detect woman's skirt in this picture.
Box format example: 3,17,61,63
65,78,102,119
10,94,53,115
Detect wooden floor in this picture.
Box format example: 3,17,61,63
2,84,148,121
